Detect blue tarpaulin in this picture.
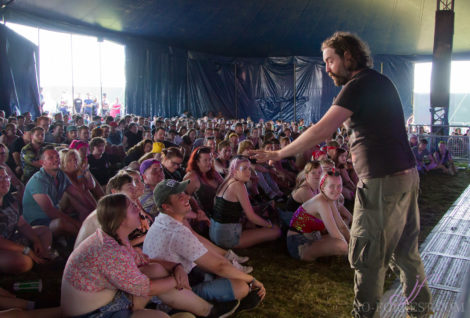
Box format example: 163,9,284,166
0,24,40,117
126,44,413,124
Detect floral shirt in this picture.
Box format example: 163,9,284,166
64,229,150,296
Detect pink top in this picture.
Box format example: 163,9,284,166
63,229,150,296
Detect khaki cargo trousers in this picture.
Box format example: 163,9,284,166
349,168,432,317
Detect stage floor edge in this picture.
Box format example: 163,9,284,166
380,184,470,318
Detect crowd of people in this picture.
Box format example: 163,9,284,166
0,105,455,317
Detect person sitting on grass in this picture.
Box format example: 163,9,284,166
22,146,85,238
432,141,457,175
87,137,113,186
209,156,281,249
63,193,234,318
0,166,54,274
412,139,436,173
287,170,350,261
184,147,223,222
333,148,357,202
143,179,266,314
161,147,185,181
58,148,97,222
124,139,153,166
214,140,233,178
74,172,153,249
280,160,322,226
0,143,25,203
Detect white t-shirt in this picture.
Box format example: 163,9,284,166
74,210,99,249
143,213,208,273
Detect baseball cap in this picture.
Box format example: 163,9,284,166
66,125,78,132
139,159,160,175
69,139,89,151
153,179,190,208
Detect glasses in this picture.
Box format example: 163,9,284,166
170,160,182,167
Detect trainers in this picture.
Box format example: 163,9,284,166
232,260,253,274
225,249,249,264
235,289,262,314
207,299,240,318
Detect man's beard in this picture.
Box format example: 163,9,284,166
328,72,349,86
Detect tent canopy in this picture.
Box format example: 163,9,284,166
4,0,470,57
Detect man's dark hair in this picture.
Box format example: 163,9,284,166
419,139,428,145
31,126,45,135
89,137,106,150
321,32,373,70
39,145,56,159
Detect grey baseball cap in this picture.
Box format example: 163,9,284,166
153,179,190,208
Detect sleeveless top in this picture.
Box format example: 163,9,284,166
285,195,302,212
289,205,325,233
194,174,219,218
212,181,244,224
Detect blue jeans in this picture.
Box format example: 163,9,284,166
189,267,235,302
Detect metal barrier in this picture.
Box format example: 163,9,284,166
409,133,470,163
408,124,470,164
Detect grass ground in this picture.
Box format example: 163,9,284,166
1,169,469,317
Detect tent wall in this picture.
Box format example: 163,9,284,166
126,44,413,124
0,24,40,117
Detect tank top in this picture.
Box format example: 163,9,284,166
212,181,244,224
285,195,302,212
289,205,325,233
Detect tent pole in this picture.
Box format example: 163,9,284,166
293,60,297,122
235,63,238,118
70,34,75,114
186,55,189,116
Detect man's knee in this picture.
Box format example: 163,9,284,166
230,279,249,300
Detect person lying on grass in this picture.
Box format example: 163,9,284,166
63,193,237,318
287,170,350,261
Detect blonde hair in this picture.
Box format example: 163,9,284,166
295,160,321,190
237,140,254,155
59,148,81,170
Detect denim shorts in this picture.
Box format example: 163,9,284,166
72,290,132,318
286,232,321,260
209,219,242,249
190,267,235,303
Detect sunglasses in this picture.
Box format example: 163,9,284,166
326,170,340,177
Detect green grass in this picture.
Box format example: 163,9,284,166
1,170,469,317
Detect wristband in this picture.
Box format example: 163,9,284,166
23,246,31,255
248,278,256,289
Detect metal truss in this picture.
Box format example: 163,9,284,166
437,0,454,11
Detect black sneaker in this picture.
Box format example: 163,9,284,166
235,289,262,314
207,299,240,318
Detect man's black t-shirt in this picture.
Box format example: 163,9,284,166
334,69,415,179
87,153,112,185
